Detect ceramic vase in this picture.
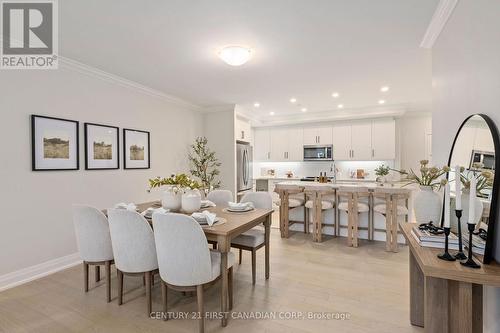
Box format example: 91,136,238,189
181,189,202,213
450,189,484,233
413,185,442,224
162,186,182,211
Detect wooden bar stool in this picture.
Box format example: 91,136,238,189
304,186,336,243
275,185,306,238
372,187,410,252
337,186,370,247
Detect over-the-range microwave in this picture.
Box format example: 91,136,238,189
303,145,333,161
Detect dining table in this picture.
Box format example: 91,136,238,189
134,201,274,327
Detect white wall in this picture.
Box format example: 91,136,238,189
432,1,500,331
396,114,432,172
0,66,202,279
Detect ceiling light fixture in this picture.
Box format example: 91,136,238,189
337,104,344,109
332,92,340,98
253,102,260,108
301,108,307,112
378,100,386,105
269,111,275,116
380,86,390,92
290,98,297,103
218,46,252,66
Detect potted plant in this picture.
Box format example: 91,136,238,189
188,137,221,197
398,160,450,224
148,174,201,212
374,164,390,184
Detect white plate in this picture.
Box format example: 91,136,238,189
227,207,254,213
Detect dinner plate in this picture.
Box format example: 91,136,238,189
226,207,254,213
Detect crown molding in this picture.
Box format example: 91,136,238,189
59,56,203,111
420,0,459,49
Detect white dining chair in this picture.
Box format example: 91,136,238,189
206,190,233,207
230,192,272,285
72,205,114,302
153,213,235,333
107,209,159,315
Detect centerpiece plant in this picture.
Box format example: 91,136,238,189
148,173,201,212
188,137,221,195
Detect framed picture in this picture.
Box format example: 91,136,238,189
84,123,120,170
123,128,150,169
31,115,79,171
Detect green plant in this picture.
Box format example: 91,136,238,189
460,168,494,196
148,173,200,193
375,165,390,177
397,160,450,190
188,137,221,193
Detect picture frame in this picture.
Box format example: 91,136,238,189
123,128,150,169
31,115,79,171
84,123,120,170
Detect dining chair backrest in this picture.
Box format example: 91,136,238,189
72,205,113,262
152,213,213,286
207,190,233,207
107,209,158,273
241,191,273,209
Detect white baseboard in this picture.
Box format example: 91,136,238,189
0,253,82,292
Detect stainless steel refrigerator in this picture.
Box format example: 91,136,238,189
236,141,253,193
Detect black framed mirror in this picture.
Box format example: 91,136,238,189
446,114,499,264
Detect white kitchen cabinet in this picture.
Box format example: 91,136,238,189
288,127,304,160
351,122,372,160
254,128,271,161
303,127,332,145
332,124,351,160
235,118,252,142
270,127,304,161
371,119,395,160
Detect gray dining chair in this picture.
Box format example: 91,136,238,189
230,192,272,285
108,209,159,316
153,213,235,333
206,190,233,208
72,205,114,302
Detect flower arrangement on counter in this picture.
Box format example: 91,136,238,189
398,160,450,189
148,173,200,193
374,165,390,177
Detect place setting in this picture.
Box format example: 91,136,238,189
223,201,255,213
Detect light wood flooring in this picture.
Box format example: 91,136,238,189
0,227,422,333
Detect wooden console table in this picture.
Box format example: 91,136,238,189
400,222,500,333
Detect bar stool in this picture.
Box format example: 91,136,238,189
275,185,306,238
337,186,370,247
372,187,410,252
304,186,336,242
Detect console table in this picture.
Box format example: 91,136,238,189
400,222,500,333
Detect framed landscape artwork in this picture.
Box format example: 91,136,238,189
31,115,79,171
123,128,150,169
84,123,120,170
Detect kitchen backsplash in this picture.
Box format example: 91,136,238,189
254,160,396,180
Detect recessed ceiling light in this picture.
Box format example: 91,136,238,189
290,98,297,103
301,108,307,112
253,102,260,108
378,100,386,104
332,92,340,98
380,86,390,92
337,104,344,109
269,111,275,116
218,46,252,66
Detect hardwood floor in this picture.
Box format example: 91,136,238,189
0,228,422,333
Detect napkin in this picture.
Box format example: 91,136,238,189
144,207,169,217
114,202,137,211
228,201,254,210
201,200,216,207
192,210,217,226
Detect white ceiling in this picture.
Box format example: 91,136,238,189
60,0,437,123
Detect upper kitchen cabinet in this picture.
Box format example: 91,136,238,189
254,128,271,161
303,126,333,145
270,127,303,161
351,122,372,160
235,117,252,143
371,119,396,160
332,124,351,160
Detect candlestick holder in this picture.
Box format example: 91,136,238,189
461,223,481,269
454,210,467,260
438,227,456,261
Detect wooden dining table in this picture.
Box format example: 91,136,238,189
135,201,274,327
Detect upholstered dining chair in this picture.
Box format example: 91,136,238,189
107,209,159,315
230,192,272,285
152,213,235,333
206,190,233,208
72,205,114,302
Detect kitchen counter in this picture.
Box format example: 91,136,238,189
275,180,414,189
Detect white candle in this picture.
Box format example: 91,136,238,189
455,165,462,210
468,176,477,224
444,183,451,228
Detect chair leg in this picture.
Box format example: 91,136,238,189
117,269,123,305
228,267,233,311
161,281,168,321
197,285,204,333
95,265,100,283
145,271,152,316
83,262,89,292
239,249,242,265
105,261,111,303
251,249,256,285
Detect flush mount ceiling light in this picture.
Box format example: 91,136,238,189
253,102,260,108
332,92,340,98
378,100,386,105
290,98,297,103
337,104,344,109
301,108,307,112
380,86,390,92
218,46,252,66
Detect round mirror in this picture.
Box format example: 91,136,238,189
447,114,499,263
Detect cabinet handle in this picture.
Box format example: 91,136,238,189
372,149,374,158
242,131,245,139
352,150,354,159
267,152,270,159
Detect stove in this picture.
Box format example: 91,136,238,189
300,176,334,182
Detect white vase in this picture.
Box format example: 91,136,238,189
181,189,202,214
162,186,182,211
413,185,442,224
450,190,484,233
